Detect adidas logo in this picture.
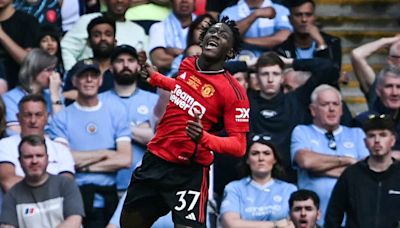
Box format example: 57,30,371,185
185,212,196,221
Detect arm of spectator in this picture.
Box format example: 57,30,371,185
150,48,176,73
235,7,276,36
242,29,291,49
131,121,154,145
60,172,74,179
221,212,292,228
49,72,64,113
324,173,347,227
351,35,400,94
146,67,176,91
0,163,22,192
83,140,132,172
0,25,28,64
295,149,356,175
7,126,21,135
56,215,82,228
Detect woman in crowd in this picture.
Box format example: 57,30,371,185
37,25,66,77
220,134,297,228
2,48,63,134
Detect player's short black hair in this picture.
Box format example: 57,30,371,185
199,16,242,59
87,16,116,38
289,189,320,210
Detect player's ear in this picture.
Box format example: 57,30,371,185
227,48,234,59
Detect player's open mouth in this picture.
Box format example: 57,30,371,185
205,40,218,49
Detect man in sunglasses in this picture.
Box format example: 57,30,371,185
325,115,400,227
291,84,369,226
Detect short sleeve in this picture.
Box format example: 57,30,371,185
290,125,311,168
0,191,18,226
61,177,85,217
47,110,69,145
219,181,241,215
148,22,166,53
273,4,293,31
52,142,75,174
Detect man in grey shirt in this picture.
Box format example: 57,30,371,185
0,135,84,228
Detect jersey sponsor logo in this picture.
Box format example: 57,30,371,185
260,109,277,119
187,75,202,90
86,122,97,134
201,84,215,98
170,84,206,119
235,108,249,122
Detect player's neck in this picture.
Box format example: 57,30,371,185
196,57,224,72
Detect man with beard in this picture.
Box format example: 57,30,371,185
61,0,147,70
100,45,159,192
0,135,84,228
63,16,116,104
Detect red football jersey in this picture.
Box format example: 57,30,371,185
148,57,249,166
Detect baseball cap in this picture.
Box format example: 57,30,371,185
110,45,138,62
363,114,396,134
70,59,100,77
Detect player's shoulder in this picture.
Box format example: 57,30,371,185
219,71,248,101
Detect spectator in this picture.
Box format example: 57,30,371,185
249,52,339,182
325,115,400,227
37,24,65,77
148,0,196,74
351,35,400,106
289,189,322,228
100,45,158,191
225,60,249,90
48,59,131,228
291,84,369,225
0,0,40,91
0,94,75,193
353,66,400,159
14,0,63,34
275,0,341,69
220,134,296,227
2,48,63,134
63,16,117,103
220,0,292,58
282,68,310,93
61,0,147,70
169,13,216,76
60,0,85,33
0,135,84,228
125,0,171,34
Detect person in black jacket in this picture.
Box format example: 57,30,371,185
325,115,400,228
249,52,339,182
275,0,341,70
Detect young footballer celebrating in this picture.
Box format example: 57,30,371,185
121,17,249,228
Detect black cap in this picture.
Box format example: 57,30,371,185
70,59,100,77
110,45,138,62
363,114,396,134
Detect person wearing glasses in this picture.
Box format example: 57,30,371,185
325,115,400,227
220,134,297,228
290,84,369,226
